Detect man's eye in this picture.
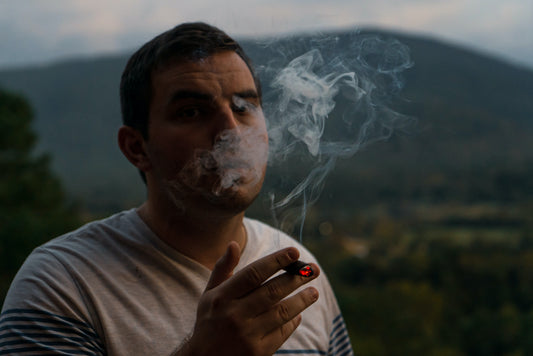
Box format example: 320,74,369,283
176,108,201,119
232,104,248,113
232,101,256,114
231,95,258,115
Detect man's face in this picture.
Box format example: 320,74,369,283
144,51,268,213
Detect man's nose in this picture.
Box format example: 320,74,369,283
211,105,241,145
215,105,240,132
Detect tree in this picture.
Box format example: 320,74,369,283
0,88,80,303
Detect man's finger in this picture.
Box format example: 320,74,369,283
261,314,303,355
220,247,301,299
243,263,320,316
254,286,319,334
205,241,241,291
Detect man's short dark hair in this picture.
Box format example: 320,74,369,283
120,22,261,140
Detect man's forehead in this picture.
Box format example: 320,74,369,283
154,52,253,80
151,52,258,99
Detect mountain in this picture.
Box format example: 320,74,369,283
1,28,532,216
0,55,135,212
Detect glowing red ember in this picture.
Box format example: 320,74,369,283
283,261,314,277
298,265,313,277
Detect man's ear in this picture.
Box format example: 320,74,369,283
118,126,151,172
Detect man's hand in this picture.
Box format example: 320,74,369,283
176,242,320,356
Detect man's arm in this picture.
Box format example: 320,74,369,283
173,242,320,356
0,248,105,355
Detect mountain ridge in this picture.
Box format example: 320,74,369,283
0,27,531,215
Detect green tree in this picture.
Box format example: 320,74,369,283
0,88,80,304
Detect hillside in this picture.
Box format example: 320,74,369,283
0,28,532,216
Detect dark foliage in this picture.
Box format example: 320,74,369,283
0,89,81,303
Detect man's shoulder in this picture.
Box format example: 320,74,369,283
243,216,296,246
11,208,144,281
243,217,315,262
2,209,145,310
40,208,140,251
242,216,279,235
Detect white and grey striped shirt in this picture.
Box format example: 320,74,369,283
1,209,353,356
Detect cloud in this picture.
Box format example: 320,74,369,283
0,0,531,69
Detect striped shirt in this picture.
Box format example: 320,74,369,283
0,309,104,355
1,209,354,355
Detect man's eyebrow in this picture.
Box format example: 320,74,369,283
167,89,259,105
169,90,214,103
234,89,259,100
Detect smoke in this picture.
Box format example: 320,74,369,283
163,123,268,211
259,31,416,237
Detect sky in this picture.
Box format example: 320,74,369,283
0,0,532,70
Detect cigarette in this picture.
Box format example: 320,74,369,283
283,260,314,277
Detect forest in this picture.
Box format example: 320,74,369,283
1,28,533,354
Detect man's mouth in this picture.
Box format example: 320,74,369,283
200,153,249,174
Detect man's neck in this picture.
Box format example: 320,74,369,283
137,200,247,270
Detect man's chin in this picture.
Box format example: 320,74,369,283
163,166,265,214
203,180,259,210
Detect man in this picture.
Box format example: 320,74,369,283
0,22,353,356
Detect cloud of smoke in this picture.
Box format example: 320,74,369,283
259,31,416,237
204,126,268,197
163,124,268,211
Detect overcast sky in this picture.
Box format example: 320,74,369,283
1,0,532,70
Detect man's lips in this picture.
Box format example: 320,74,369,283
200,156,250,172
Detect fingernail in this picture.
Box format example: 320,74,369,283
288,248,299,260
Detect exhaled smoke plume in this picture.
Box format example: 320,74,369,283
206,126,268,196
261,31,416,237
163,124,268,210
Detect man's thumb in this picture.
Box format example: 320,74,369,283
205,241,240,291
